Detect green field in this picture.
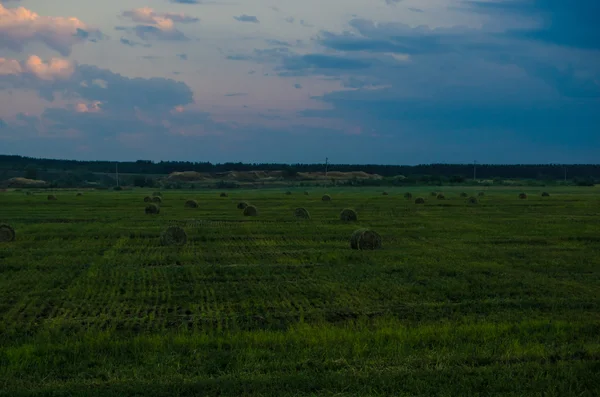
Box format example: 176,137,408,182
1,186,599,396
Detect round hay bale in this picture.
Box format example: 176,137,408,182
145,203,160,214
144,196,152,203
153,191,162,197
415,197,425,204
340,208,358,222
160,226,187,246
350,229,382,251
467,196,478,205
237,201,249,209
519,193,527,199
460,192,468,198
294,207,311,219
243,205,258,216
322,194,332,202
76,192,83,197
478,192,485,197
220,192,228,197
0,224,16,243
382,191,389,196
152,196,162,204
542,192,550,197
304,191,309,195
47,194,57,201
404,192,413,199
185,199,198,208
437,193,446,200
285,191,292,195
430,192,438,197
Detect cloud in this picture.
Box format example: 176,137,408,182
121,7,198,41
0,56,194,110
223,9,599,161
234,15,260,23
0,55,74,81
120,37,150,47
0,4,101,55
75,101,102,113
464,0,600,50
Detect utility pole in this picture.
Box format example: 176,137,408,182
116,163,119,187
325,157,329,177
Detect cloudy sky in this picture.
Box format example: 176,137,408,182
0,0,598,164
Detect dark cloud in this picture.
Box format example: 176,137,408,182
464,0,600,50
234,15,260,23
0,61,194,111
222,8,599,162
120,37,150,47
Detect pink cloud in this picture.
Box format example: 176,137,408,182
0,55,74,80
0,4,97,55
122,8,198,30
75,101,102,113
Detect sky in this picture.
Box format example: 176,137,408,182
0,0,598,164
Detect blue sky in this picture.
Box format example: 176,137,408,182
0,0,598,164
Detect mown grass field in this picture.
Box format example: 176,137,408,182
0,186,599,396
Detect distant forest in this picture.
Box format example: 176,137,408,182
1,155,599,180
0,155,600,187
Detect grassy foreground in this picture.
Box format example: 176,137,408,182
0,186,599,396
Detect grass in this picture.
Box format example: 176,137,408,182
0,186,599,396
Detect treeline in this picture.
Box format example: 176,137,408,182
1,155,599,180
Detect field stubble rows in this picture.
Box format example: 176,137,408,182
0,187,599,395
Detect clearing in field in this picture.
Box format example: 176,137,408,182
0,186,599,396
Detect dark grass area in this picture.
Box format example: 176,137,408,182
0,186,599,395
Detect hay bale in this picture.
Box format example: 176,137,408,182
467,197,478,205
437,193,446,200
47,194,57,201
160,226,187,246
478,192,485,197
304,191,309,195
76,192,83,197
153,191,162,197
460,192,468,198
294,207,311,219
152,196,162,204
185,199,198,208
145,204,160,214
542,192,550,197
404,192,413,199
220,192,228,197
415,197,425,204
350,229,382,250
340,208,358,222
237,201,249,209
286,191,292,195
430,192,438,197
0,224,15,243
243,205,258,216
519,193,527,199
382,191,389,196
322,194,332,202
144,196,152,203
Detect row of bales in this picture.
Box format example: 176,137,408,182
141,189,555,219
141,191,380,250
